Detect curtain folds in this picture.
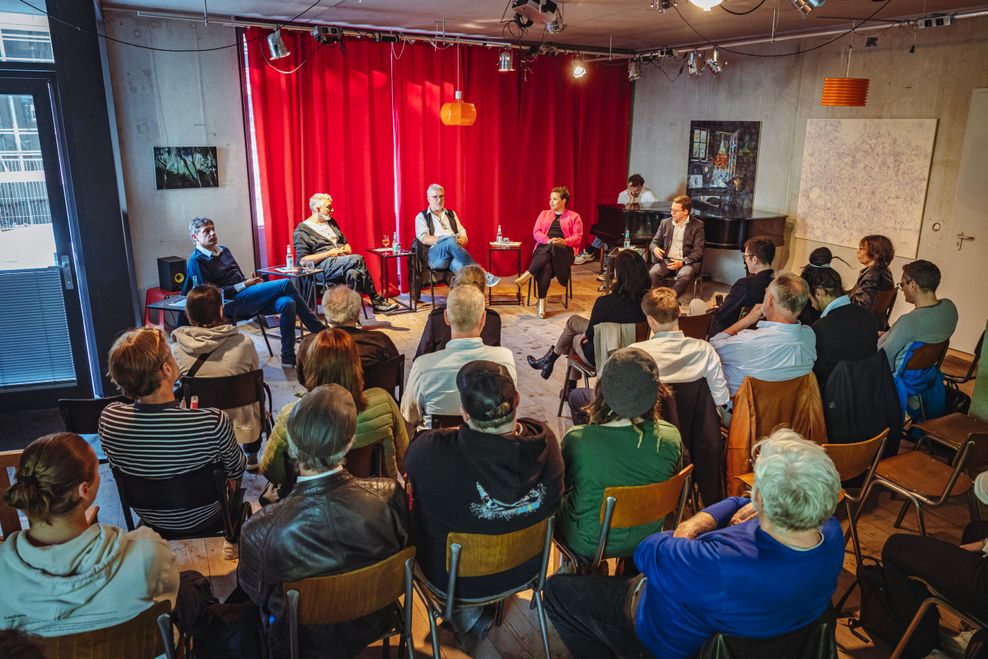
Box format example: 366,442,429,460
244,29,630,290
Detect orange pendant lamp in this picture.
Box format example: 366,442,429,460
441,46,477,126
821,40,869,107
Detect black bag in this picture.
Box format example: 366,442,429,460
944,385,972,416
853,560,938,657
175,571,263,659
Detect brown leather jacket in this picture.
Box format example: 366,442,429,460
238,470,409,656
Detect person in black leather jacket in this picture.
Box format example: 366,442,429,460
237,384,409,658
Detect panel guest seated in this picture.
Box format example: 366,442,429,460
526,249,649,381
296,285,399,387
710,272,816,397
574,173,658,265
414,264,502,360
0,433,179,636
877,259,958,372
515,186,584,319
413,183,499,288
708,236,775,337
801,249,878,386
401,285,516,429
849,234,896,327
183,216,325,367
294,193,397,313
403,361,563,640
239,384,410,659
171,284,263,469
649,194,704,297
99,327,247,559
557,348,682,564
261,328,408,497
544,429,844,659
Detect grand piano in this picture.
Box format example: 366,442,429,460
593,201,787,252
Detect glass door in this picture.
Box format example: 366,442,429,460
0,78,90,406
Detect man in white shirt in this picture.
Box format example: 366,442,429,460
710,272,817,396
401,285,516,429
649,195,705,297
628,288,730,406
414,183,499,287
575,173,658,265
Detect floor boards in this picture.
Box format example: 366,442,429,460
84,261,979,658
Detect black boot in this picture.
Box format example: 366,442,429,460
527,347,555,370
540,351,562,380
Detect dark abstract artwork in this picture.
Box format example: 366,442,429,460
154,146,218,190
686,121,760,214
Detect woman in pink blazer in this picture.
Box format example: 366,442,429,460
516,187,584,318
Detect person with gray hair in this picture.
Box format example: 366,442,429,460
294,192,397,313
709,271,817,396
401,285,516,429
413,183,500,288
238,383,410,657
545,428,844,659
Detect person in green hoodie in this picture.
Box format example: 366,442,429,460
557,347,683,563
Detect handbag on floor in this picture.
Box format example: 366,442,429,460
850,559,938,657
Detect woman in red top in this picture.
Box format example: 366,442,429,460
516,186,584,318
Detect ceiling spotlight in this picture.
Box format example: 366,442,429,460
689,0,724,11
790,0,827,17
266,29,290,60
572,61,587,79
498,49,515,72
651,0,674,10
546,17,566,33
687,51,702,76
705,49,725,74
628,59,642,81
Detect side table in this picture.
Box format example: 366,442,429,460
367,248,417,314
488,242,523,306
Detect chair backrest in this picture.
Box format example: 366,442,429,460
445,516,551,578
112,463,226,531
823,429,889,482
593,322,648,372
58,395,128,434
0,449,23,539
903,340,949,371
679,310,716,340
973,322,988,423
431,414,463,429
600,463,694,529
40,599,172,659
181,369,267,412
363,354,405,403
344,442,384,478
695,606,836,659
871,287,897,324
285,546,415,625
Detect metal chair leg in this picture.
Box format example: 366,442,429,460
534,591,552,659
427,610,441,659
255,315,275,357
845,498,863,568
894,498,911,528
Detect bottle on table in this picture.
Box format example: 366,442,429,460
623,229,631,249
286,244,294,269
189,395,199,410
392,232,400,255
496,225,503,244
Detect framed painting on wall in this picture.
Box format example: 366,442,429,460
686,121,760,213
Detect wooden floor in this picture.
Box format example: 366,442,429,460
86,262,979,658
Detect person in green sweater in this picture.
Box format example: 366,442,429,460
260,328,408,498
558,346,683,563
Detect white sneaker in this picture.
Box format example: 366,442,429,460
485,272,501,288
223,540,239,561
595,272,607,282
573,252,594,265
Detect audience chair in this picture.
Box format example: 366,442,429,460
180,369,273,442
942,329,984,389
344,442,385,478
895,340,950,423
363,354,406,404
891,581,988,659
431,414,463,430
1,449,99,540
557,321,649,417
679,309,716,341
283,546,416,659
40,599,175,659
58,395,127,462
414,516,556,659
112,462,251,542
695,606,837,659
670,379,725,507
556,465,693,571
871,287,898,330
525,276,574,310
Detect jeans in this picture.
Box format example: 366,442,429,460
649,261,696,297
224,279,324,361
427,236,477,273
544,574,652,659
586,236,608,255
316,253,379,299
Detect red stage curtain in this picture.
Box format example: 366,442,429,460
244,30,631,289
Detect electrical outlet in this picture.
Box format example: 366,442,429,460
918,15,952,29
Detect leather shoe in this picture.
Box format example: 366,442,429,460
527,346,554,370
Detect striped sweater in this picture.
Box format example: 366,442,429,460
98,401,247,532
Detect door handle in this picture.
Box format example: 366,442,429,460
59,254,74,290
956,232,975,250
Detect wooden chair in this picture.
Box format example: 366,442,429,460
414,516,556,659
942,329,984,388
431,414,463,429
557,321,649,417
895,340,950,422
344,442,385,478
180,369,273,441
283,546,416,659
40,599,175,659
113,462,251,542
526,275,574,310
556,464,693,569
679,309,716,340
363,354,406,404
871,287,897,329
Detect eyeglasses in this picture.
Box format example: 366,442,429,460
896,279,911,289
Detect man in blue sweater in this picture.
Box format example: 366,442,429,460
545,429,845,658
183,217,324,367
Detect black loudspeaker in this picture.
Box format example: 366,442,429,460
157,256,186,292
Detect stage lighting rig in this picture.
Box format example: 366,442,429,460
511,0,565,33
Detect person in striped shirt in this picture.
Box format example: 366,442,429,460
99,327,247,559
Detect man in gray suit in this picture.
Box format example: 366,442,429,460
649,194,705,297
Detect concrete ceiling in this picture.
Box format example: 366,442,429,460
100,0,988,51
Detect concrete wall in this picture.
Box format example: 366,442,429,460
103,16,253,297
629,15,988,324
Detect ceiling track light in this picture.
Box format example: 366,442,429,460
628,59,642,81
791,0,827,18
705,48,725,74
498,49,515,72
687,51,702,76
266,28,290,60
689,0,724,11
572,60,588,79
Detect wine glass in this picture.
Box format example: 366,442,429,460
382,234,391,250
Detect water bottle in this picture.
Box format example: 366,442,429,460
191,275,200,289
623,228,631,249
190,395,199,410
496,225,503,244
285,244,294,269
392,232,400,255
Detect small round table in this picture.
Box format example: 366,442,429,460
487,242,523,306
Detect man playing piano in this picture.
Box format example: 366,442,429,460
574,174,658,266
649,195,705,297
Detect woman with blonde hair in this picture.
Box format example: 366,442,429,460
414,264,502,359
